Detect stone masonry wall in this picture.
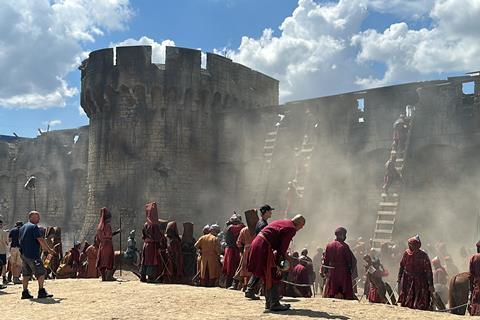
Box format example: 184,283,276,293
79,45,278,243
0,127,89,241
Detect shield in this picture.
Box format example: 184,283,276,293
182,222,194,243
244,209,259,235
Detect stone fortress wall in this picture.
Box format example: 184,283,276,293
1,44,479,245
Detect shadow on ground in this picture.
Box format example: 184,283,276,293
31,297,65,305
272,308,350,319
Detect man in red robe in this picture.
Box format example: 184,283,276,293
323,227,356,300
223,213,245,289
140,202,167,283
364,254,387,303
247,214,305,311
397,235,434,310
469,241,480,315
165,221,184,284
95,207,120,281
291,249,314,298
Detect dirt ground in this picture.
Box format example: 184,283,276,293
0,272,466,320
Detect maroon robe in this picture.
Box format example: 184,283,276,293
323,239,355,299
166,221,184,283
222,224,244,278
397,238,433,310
366,260,387,303
95,208,114,270
247,220,296,289
141,202,167,278
291,259,313,297
469,253,480,315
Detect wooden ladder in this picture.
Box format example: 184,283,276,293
253,115,286,204
372,116,414,250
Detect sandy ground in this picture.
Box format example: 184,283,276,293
0,272,466,320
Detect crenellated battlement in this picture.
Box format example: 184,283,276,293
80,45,278,117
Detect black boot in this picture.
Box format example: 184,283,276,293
265,287,271,310
225,277,233,289
21,289,33,299
38,288,53,299
268,284,290,312
105,270,117,281
245,276,260,300
228,278,239,290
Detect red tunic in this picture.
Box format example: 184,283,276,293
247,220,296,287
142,224,166,266
469,253,480,315
291,262,313,297
222,224,244,277
166,221,184,282
95,208,114,270
366,263,387,303
323,239,355,299
397,249,433,310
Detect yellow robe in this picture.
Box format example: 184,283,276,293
195,234,221,279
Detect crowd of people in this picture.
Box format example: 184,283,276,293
2,204,480,315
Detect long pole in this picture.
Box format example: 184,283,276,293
119,215,122,277
33,189,37,211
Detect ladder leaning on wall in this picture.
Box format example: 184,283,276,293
252,114,287,205
372,110,415,251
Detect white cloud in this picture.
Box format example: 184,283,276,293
225,0,480,102
227,0,369,100
110,36,175,64
111,37,209,68
0,0,132,109
353,0,480,87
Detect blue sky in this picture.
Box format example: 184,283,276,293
0,0,478,137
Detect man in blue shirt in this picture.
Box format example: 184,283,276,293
8,221,23,284
19,211,56,299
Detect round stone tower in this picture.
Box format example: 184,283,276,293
79,45,278,242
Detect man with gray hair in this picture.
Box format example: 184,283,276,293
19,211,56,299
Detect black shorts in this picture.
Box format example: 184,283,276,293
21,255,46,278
0,254,6,266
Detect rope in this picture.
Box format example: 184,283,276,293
281,279,314,287
434,302,469,313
